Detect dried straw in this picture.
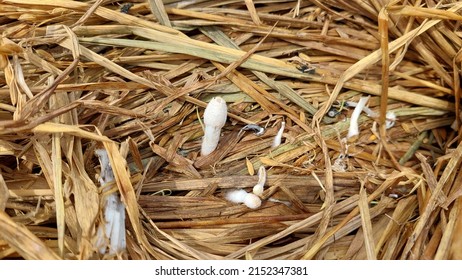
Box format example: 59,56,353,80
1,0,461,260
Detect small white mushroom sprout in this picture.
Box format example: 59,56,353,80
201,97,228,156
243,193,262,209
94,149,126,255
345,97,397,137
345,98,376,118
347,96,370,139
272,121,286,148
225,166,266,209
252,165,266,196
225,189,262,209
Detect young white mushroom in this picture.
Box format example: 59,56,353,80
345,99,377,118
94,149,126,255
347,96,369,139
243,193,262,209
201,97,228,156
225,189,262,209
272,121,285,148
345,99,397,131
252,165,266,196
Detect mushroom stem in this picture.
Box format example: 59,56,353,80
347,96,369,139
201,125,222,156
201,97,227,156
272,121,285,148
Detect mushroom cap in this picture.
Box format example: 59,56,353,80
252,183,264,196
204,97,227,128
244,193,262,209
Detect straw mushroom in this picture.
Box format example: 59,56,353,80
201,97,227,156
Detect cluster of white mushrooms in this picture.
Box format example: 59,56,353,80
94,94,399,253
225,166,267,209
199,97,287,209
93,96,281,254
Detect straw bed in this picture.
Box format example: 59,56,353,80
1,0,462,260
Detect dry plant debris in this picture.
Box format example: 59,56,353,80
0,0,462,260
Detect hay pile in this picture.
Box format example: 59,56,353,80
1,0,462,260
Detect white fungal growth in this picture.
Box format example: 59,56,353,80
268,198,291,207
345,100,397,131
225,189,248,203
201,97,228,156
94,149,126,255
347,96,369,139
272,121,285,148
345,100,377,118
252,166,266,196
225,189,262,209
385,111,396,129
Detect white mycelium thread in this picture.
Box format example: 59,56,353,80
94,149,126,255
345,100,377,118
252,166,266,196
201,97,228,156
268,198,291,207
272,121,286,148
345,100,397,130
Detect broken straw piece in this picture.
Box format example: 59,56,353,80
239,124,265,136
94,149,126,255
347,96,369,139
201,97,228,156
272,121,285,148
